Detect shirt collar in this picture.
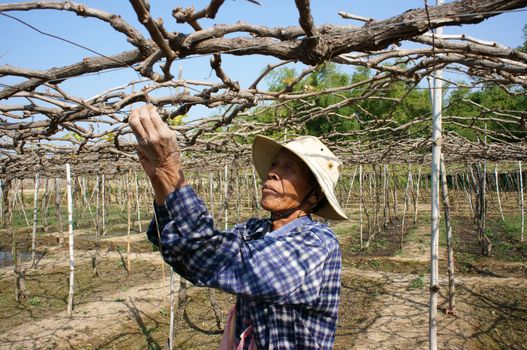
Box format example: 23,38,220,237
266,215,312,239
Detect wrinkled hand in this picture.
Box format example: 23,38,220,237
129,104,186,205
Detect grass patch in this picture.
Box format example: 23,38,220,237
408,274,425,290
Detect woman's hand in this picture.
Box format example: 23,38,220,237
129,104,186,205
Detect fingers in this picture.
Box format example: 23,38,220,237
130,104,168,140
149,105,170,133
129,107,147,141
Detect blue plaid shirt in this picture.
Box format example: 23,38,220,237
147,185,341,350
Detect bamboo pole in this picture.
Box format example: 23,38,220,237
5,179,27,301
343,166,358,210
392,166,399,220
54,178,64,245
224,164,229,230
235,170,241,222
14,180,30,226
169,268,176,350
429,11,443,347
0,179,3,228
359,164,364,250
135,174,142,233
494,164,505,222
31,173,40,268
414,165,422,224
66,164,75,317
127,170,132,273
383,164,389,227
400,164,412,248
41,178,49,233
102,175,107,236
440,154,456,314
252,167,260,218
520,161,524,242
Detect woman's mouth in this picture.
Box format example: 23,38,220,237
262,185,279,195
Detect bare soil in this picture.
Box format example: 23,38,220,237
0,211,526,350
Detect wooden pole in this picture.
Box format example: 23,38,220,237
494,164,505,222
41,178,49,233
14,180,30,226
5,179,28,301
519,161,524,242
440,154,456,314
0,179,3,228
127,170,132,273
31,173,40,268
169,268,177,350
414,165,422,224
135,174,142,233
66,164,75,317
383,164,390,227
224,164,229,230
344,166,358,210
392,166,399,220
359,164,364,250
401,164,412,248
102,174,107,236
54,178,64,245
429,10,442,347
252,167,260,218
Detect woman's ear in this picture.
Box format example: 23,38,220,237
308,186,324,205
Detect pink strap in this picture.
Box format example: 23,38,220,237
218,305,237,350
236,325,257,350
218,305,257,350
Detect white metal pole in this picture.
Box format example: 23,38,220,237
66,164,75,317
429,1,443,347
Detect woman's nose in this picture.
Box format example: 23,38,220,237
266,170,279,181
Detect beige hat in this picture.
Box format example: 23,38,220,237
252,135,348,220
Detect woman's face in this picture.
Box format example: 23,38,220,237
260,148,316,214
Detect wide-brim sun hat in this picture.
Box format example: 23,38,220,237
252,135,348,220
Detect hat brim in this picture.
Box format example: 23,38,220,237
252,135,348,220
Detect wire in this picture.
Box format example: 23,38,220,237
0,12,141,79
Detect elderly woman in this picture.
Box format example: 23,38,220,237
130,105,348,350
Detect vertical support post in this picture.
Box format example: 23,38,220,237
0,179,3,228
31,173,40,267
66,164,75,317
359,164,363,250
54,178,64,245
401,164,412,248
383,164,389,227
102,174,107,236
224,164,229,231
414,165,422,224
494,164,505,222
127,170,132,273
440,154,455,314
135,174,142,233
252,167,260,218
95,175,101,248
169,268,176,350
429,6,443,347
519,161,524,242
209,172,215,217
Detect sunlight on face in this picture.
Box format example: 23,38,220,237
260,149,315,214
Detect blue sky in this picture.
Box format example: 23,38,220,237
1,0,526,119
